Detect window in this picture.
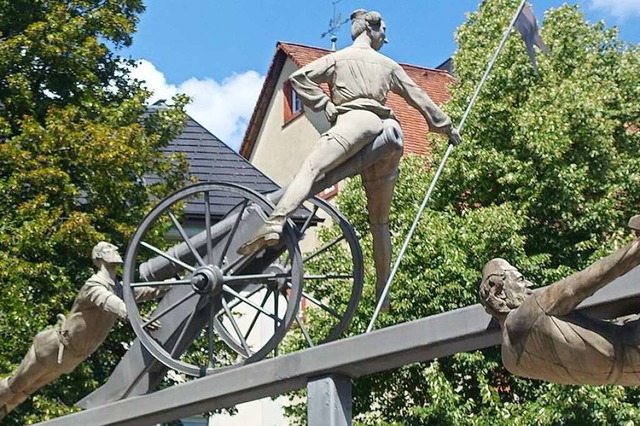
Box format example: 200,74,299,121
283,80,303,124
291,90,303,115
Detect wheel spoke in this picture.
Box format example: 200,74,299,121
223,272,289,284
302,235,345,263
243,290,271,341
223,284,266,312
222,285,282,323
208,303,216,369
273,291,280,357
142,290,197,326
204,191,213,264
303,274,353,281
295,315,314,347
221,297,252,355
299,205,319,235
141,241,196,273
285,282,341,319
218,200,248,268
170,303,200,357
283,292,314,348
167,210,207,267
131,279,191,288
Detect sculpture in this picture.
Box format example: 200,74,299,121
239,9,461,309
0,242,167,418
479,217,640,385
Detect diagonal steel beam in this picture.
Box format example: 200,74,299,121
39,266,640,426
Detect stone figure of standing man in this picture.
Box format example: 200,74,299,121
239,9,461,309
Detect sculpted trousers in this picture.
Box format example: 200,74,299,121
272,109,402,305
0,328,83,416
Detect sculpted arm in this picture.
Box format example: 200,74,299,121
133,285,170,303
84,283,128,319
289,55,335,112
539,237,640,316
390,65,453,135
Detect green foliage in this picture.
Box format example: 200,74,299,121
286,1,640,424
0,1,190,423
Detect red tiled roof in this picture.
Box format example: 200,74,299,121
240,42,454,158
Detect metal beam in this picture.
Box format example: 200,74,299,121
38,266,640,426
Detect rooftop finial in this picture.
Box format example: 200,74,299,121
321,0,349,51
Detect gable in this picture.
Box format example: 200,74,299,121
148,110,280,221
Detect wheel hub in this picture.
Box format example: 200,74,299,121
265,264,287,292
191,266,224,295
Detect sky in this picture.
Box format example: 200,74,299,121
124,0,640,150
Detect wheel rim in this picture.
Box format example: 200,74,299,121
123,182,303,376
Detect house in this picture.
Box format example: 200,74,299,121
239,41,455,198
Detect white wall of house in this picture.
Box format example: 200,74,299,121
249,59,330,187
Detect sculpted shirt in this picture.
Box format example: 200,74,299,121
61,274,166,357
501,291,640,386
289,45,452,134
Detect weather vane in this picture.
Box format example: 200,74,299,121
321,0,349,51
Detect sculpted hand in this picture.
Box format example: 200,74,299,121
324,101,338,123
143,316,162,331
448,127,462,146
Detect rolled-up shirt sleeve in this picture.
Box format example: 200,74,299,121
391,65,452,134
289,54,335,112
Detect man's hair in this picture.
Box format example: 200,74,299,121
91,241,112,267
350,9,383,40
478,258,515,317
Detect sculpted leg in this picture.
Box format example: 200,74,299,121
238,110,383,255
0,344,52,417
0,329,63,416
362,152,401,311
237,135,347,255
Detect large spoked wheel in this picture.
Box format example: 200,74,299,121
281,195,364,350
122,182,303,377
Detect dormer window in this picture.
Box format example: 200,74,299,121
283,80,303,124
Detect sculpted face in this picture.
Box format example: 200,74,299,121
501,268,533,309
101,243,123,265
369,19,387,51
480,258,533,317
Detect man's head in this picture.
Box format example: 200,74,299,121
479,258,533,319
92,241,123,268
350,9,387,51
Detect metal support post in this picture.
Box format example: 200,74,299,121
308,374,352,426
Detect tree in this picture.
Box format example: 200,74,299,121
285,1,640,424
0,1,189,423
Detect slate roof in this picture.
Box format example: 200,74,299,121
240,42,455,159
149,106,281,220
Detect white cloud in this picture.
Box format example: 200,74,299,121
590,0,640,20
129,59,264,151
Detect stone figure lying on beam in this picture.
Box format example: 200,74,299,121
0,242,167,419
479,215,640,386
238,8,461,310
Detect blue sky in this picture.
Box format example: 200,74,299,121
124,0,640,149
